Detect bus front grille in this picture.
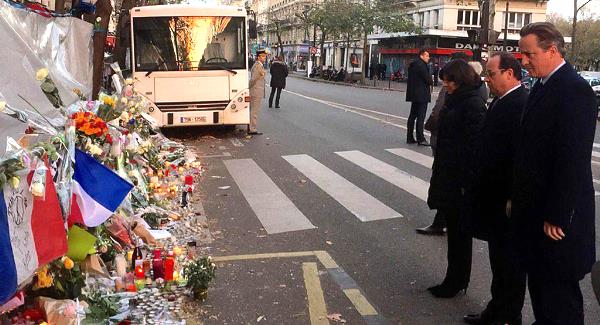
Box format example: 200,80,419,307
156,100,230,112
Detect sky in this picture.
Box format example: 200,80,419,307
546,0,600,18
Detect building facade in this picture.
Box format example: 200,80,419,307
369,0,549,78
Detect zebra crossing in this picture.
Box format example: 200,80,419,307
222,147,600,235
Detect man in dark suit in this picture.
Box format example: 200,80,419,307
406,48,433,146
464,52,528,325
514,22,598,324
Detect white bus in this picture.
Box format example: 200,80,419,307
130,5,250,127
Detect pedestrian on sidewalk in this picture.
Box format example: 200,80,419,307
463,52,528,325
248,49,268,135
432,63,440,86
426,59,486,298
269,55,288,108
406,48,433,146
512,22,597,324
418,52,471,236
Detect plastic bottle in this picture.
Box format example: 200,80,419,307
164,251,175,281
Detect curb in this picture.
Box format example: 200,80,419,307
289,73,407,93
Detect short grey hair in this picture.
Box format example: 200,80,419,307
519,22,566,57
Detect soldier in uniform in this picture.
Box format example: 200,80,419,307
248,49,268,135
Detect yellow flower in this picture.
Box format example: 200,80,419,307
35,68,49,81
9,176,19,189
103,96,115,107
63,257,75,270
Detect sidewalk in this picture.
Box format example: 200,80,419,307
289,71,444,93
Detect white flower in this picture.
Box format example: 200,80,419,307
120,97,128,105
31,182,45,197
120,111,129,121
95,17,102,23
35,68,49,81
0,101,6,113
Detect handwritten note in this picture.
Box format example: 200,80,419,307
3,177,39,284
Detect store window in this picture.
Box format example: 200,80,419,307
457,10,480,31
502,12,532,33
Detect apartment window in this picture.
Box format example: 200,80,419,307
502,12,532,33
457,10,480,31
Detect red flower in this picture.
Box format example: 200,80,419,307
106,134,113,144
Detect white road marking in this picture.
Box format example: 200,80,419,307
593,143,600,149
197,152,232,158
386,148,433,169
335,150,429,202
223,159,315,234
283,154,402,222
284,89,431,137
592,151,600,158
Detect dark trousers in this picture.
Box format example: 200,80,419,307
407,102,427,142
528,275,584,325
484,231,526,321
442,208,472,287
269,87,282,107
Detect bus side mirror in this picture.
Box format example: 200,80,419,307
249,20,258,39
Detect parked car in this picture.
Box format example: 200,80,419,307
582,76,600,109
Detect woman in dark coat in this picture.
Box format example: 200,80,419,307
427,59,486,298
269,56,288,108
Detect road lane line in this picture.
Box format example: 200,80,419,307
386,148,434,168
343,289,379,316
284,89,431,137
336,150,429,202
302,263,329,325
592,151,600,158
283,154,403,222
594,143,600,149
223,159,315,234
212,251,315,262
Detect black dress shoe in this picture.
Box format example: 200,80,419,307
464,313,522,325
463,313,487,325
275,105,280,108
427,283,468,298
248,131,263,135
407,139,417,144
416,225,446,235
418,140,431,146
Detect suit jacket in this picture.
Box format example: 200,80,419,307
513,63,598,281
269,61,288,89
249,61,265,98
406,58,432,103
472,85,528,241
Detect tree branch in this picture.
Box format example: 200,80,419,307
577,0,594,13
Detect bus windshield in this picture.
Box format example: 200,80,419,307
133,16,246,71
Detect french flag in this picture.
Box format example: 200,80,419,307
0,159,68,304
69,149,133,227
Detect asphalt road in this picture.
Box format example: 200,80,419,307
167,76,600,324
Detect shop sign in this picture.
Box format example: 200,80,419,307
454,42,519,53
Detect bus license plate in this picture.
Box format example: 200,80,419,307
180,116,207,123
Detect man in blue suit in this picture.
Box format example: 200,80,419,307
514,22,598,324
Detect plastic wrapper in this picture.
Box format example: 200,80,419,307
29,157,47,199
35,297,88,325
0,1,93,151
105,214,133,247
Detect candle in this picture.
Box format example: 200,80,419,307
147,169,154,176
185,175,194,186
173,271,179,281
150,176,159,184
127,250,133,262
114,254,127,278
135,265,145,279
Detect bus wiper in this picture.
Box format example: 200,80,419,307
145,59,165,77
214,65,237,75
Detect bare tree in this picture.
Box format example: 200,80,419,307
572,0,595,62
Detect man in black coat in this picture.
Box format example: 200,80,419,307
514,22,598,324
269,55,288,108
406,49,433,146
464,52,528,325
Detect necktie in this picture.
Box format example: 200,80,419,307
488,98,498,112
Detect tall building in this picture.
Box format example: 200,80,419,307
254,0,320,71
369,0,549,78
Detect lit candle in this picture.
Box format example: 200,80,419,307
150,176,159,184
127,250,133,262
147,169,154,176
135,265,144,279
173,271,179,281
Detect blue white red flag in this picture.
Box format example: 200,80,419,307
0,159,67,304
68,149,133,227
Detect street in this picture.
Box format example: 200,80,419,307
166,76,600,324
